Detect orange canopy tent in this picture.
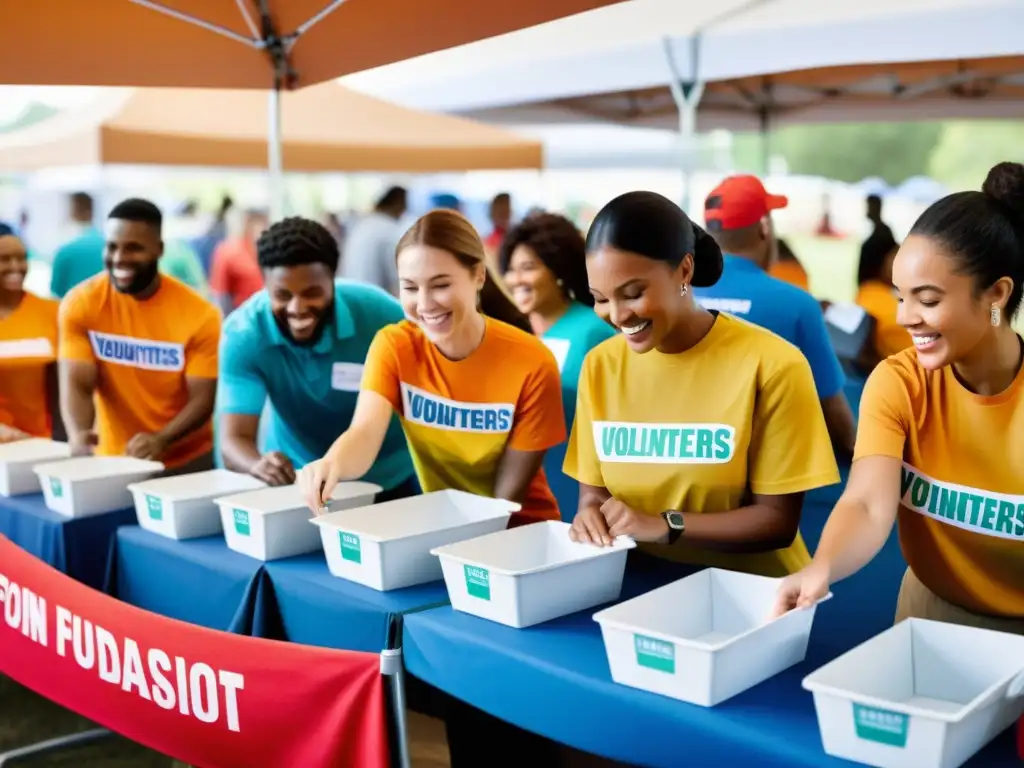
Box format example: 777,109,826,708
1,0,624,89
0,83,542,172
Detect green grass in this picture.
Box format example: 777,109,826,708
783,234,861,304
0,675,170,766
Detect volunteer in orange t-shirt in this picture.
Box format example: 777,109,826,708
59,198,221,473
855,228,913,365
773,162,1024,633
0,226,59,442
298,209,566,527
209,208,268,315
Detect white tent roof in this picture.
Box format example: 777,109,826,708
342,0,1024,129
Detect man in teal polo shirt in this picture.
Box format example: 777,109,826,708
218,216,416,499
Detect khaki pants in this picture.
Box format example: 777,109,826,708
894,568,1024,635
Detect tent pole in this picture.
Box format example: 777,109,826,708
267,87,284,220
665,36,704,216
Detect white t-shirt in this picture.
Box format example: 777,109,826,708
340,212,403,296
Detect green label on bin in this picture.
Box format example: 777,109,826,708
339,532,361,563
49,478,63,498
853,704,909,748
464,565,491,600
634,634,675,674
145,495,163,521
232,509,251,536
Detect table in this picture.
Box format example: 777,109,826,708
107,526,277,636
0,493,136,591
264,552,451,652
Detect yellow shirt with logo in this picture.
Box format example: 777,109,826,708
855,348,1024,618
564,313,840,576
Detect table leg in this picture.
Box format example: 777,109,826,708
0,728,112,766
381,648,412,768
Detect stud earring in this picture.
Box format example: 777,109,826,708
991,304,1002,327
679,283,690,297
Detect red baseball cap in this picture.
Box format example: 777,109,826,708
704,175,788,231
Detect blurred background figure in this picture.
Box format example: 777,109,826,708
339,185,407,296
209,207,268,315
49,191,104,298
855,228,911,369
769,237,811,291
483,192,512,270
866,193,895,243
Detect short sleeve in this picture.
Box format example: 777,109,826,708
748,355,840,495
508,347,567,452
361,330,402,411
208,243,233,295
795,296,845,399
184,305,221,379
853,361,909,461
57,289,95,362
217,324,267,415
561,356,606,486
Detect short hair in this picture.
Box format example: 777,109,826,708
498,212,593,307
0,222,15,238
70,191,93,209
376,186,407,209
857,230,899,285
256,216,340,273
108,198,163,231
866,194,883,207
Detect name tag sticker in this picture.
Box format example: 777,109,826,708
331,362,364,392
542,337,571,373
0,338,54,360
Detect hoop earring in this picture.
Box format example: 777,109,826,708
679,283,690,297
991,304,1002,327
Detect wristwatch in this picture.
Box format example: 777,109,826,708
661,510,685,544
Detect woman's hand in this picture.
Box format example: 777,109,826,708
0,424,30,444
297,455,339,515
569,505,612,546
600,498,669,542
769,559,831,619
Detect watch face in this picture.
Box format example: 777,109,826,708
665,511,685,529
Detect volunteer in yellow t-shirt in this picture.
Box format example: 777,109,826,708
299,209,566,528
773,162,1024,633
564,191,840,577
0,226,59,442
59,198,221,473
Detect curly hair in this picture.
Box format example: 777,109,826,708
256,216,339,273
497,212,593,307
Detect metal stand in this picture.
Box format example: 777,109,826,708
380,648,412,768
0,728,112,766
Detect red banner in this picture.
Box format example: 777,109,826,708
0,536,389,768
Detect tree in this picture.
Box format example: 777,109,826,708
927,121,1024,191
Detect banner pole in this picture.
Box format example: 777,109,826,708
0,728,112,766
379,648,412,768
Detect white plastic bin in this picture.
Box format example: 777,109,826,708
313,489,518,591
593,568,830,707
803,618,1024,768
129,470,266,540
215,482,382,561
432,520,636,628
33,456,165,517
0,439,71,497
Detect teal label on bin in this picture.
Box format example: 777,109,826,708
634,634,675,673
853,704,909,747
339,532,361,564
232,509,251,536
464,565,491,600
145,495,163,521
49,478,63,498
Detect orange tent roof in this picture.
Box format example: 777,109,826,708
2,0,625,89
0,84,543,172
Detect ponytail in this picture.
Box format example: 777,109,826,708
480,267,533,334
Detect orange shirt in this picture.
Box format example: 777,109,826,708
855,349,1024,617
856,279,912,359
59,275,221,468
0,292,59,437
768,260,810,291
209,237,263,310
362,317,565,524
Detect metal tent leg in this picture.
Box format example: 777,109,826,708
380,648,412,768
0,728,112,766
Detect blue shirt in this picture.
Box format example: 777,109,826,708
218,280,414,490
541,302,616,521
50,228,105,298
694,255,845,399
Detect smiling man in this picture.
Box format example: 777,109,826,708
218,216,415,498
58,198,221,473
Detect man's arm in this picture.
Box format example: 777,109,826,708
59,360,97,453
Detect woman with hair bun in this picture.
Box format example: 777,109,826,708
565,191,839,577
299,209,565,528
774,162,1024,633
500,212,615,516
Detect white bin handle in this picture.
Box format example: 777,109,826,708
1007,671,1024,700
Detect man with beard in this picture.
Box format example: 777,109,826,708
58,198,220,473
218,216,415,498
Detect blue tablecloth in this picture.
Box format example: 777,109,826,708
0,493,136,590
264,552,451,652
107,526,277,636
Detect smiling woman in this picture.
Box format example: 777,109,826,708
565,191,840,577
